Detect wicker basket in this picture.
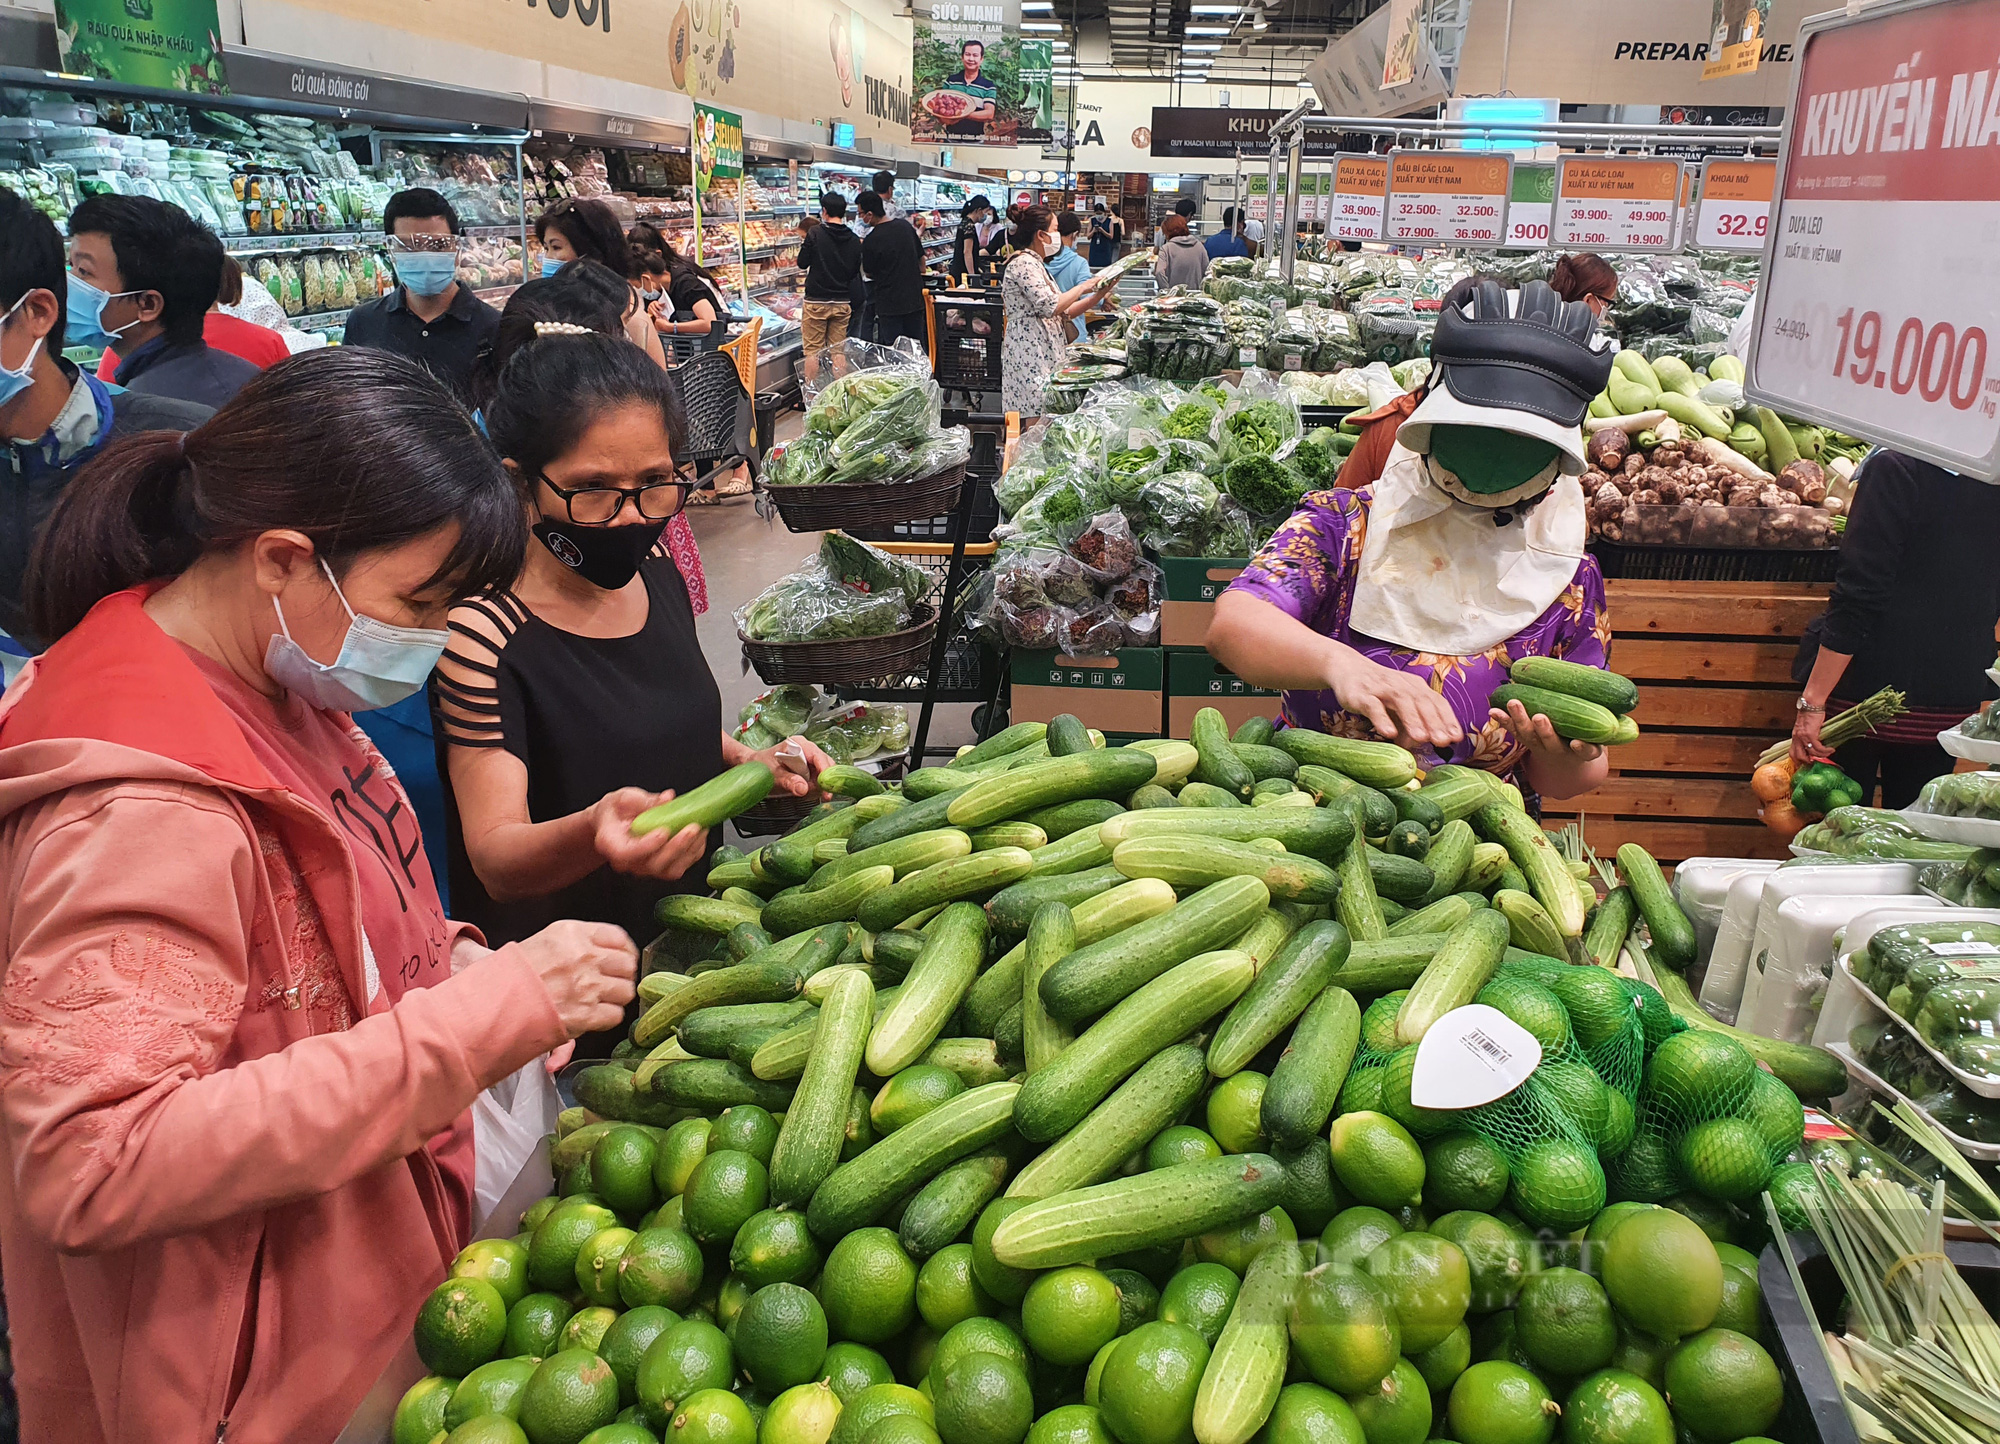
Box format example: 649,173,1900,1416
740,604,939,684
732,788,820,837
762,461,967,534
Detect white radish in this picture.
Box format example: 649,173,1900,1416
1693,435,1775,484
1583,409,1669,436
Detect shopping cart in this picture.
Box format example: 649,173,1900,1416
927,291,1005,406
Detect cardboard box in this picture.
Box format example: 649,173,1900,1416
1159,556,1251,649
1009,648,1166,740
1167,651,1285,739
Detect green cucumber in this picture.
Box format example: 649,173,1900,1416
987,864,1128,934
1015,949,1256,1142
631,956,810,1050
1230,908,1302,969
1098,807,1354,861
866,902,989,1076
1365,849,1435,904
1414,820,1476,904
1022,903,1078,1074
654,894,763,937
803,964,882,1003
904,767,985,801
759,838,817,884
572,1065,686,1127
638,970,694,1007
1489,683,1624,745
993,1001,1024,1064
1584,886,1637,969
751,984,903,1081
813,840,850,864
1297,766,1396,837
1022,798,1127,840
1207,920,1352,1076
1129,784,1180,809
1005,1043,1208,1199
848,791,959,852
1387,894,1477,939
1331,801,1386,943
1390,789,1444,835
989,1152,1286,1268
819,764,886,799
965,878,1180,1041
705,859,760,891
808,829,973,892
676,999,815,1059
1492,864,1529,897
768,968,875,1205
945,750,1160,829
1192,1239,1305,1444
1111,837,1340,904
951,722,1049,768
866,929,926,972
1465,842,1511,890
1494,889,1567,959
970,822,1048,852
1126,739,1200,788
1233,743,1299,782
1262,984,1360,1148
1384,821,1431,860
1178,781,1246,808
1192,707,1257,799
1329,934,1451,994
1417,766,1505,823
1635,943,1850,1099
805,1081,1021,1239
1252,778,1298,800
1232,717,1277,746
1617,844,1696,971
761,865,898,938
632,761,775,836
1474,804,1585,958
719,887,768,915
855,849,1034,933
726,921,775,960
924,1037,1016,1087
1023,825,1116,879
1046,714,1095,758
1378,898,1409,926
645,1058,794,1112
1040,876,1272,1025
1509,656,1638,715
899,1148,1011,1259
1273,732,1419,789
1394,910,1511,1045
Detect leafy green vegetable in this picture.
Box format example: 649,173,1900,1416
1164,400,1217,440
819,533,928,600
1219,398,1297,462
737,570,910,642
1291,429,1340,489
1221,454,1307,517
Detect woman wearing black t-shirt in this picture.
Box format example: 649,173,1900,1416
631,220,733,353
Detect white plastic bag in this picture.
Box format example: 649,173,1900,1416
473,1059,561,1234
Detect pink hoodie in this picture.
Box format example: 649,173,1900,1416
0,590,570,1443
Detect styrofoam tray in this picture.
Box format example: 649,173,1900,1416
1898,808,2000,846
1789,842,1833,857
1835,952,2000,1099
1939,723,2000,764
1829,1039,2000,1159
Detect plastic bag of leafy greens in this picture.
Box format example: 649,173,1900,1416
996,460,1051,518
1103,438,1168,502
1061,602,1129,656
1222,452,1308,518
1041,409,1111,469
1066,509,1141,582
1106,559,1164,646
767,431,834,486
1390,356,1432,392
873,703,911,754
822,438,916,486
745,684,818,737
1139,469,1222,542
1310,311,1366,371
1261,309,1322,374
1353,291,1425,366
1291,428,1342,490
1205,496,1258,558
819,532,929,601
803,354,926,437
1162,393,1219,441
907,426,973,479
736,566,911,643
827,371,942,465
1217,370,1303,463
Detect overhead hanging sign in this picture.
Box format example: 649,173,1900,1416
1552,155,1683,252
1693,157,1775,250
1148,108,1342,159
1747,0,2000,482
1379,0,1425,88
1247,173,1331,224
1505,163,1555,248
53,0,228,94
694,103,743,190
911,1,1051,148
1331,155,1390,241
1385,151,1511,248
1702,0,1772,81
1305,0,1450,117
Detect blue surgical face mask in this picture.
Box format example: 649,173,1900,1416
65,272,143,350
263,558,450,712
0,297,43,409
392,251,460,298
541,255,565,279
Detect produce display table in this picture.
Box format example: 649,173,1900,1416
1541,578,1831,865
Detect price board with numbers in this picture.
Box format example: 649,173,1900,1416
1384,151,1511,248
1505,164,1555,249
1330,155,1389,242
1552,155,1684,253
1695,158,1777,251
1747,0,2000,480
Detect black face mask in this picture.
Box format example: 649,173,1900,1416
532,516,667,590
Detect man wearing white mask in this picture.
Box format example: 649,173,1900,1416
344,188,502,404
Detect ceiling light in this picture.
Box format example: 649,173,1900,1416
1188,4,1239,11
1022,21,1061,30
1052,38,1070,46
1022,1,1054,8
1187,25,1229,33
1184,43,1222,50
1250,4,1269,30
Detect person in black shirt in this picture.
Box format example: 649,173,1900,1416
797,191,862,377
342,188,502,404
856,190,927,348
951,194,996,282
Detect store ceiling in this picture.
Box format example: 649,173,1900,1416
1032,0,1385,81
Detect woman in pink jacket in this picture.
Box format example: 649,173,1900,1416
0,347,641,1444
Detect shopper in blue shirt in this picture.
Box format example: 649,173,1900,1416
1045,211,1093,290
1205,206,1251,261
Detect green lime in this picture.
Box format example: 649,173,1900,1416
532,1203,621,1292
1560,1368,1672,1444
1547,967,1637,1052
448,1420,531,1444
823,1228,919,1344
1083,1340,1118,1408
763,1381,843,1444
933,1352,1034,1444
733,1210,823,1290
715,1105,781,1165
1660,1191,1737,1246
1147,1126,1223,1171
717,1275,753,1337
447,1357,540,1428
929,1317,1030,1395
393,1374,457,1444
919,1244,997,1332
1377,1046,1452,1139
735,1283,830,1392
417,1276,509,1378
863,1420,942,1444
666,1388,758,1444
1336,1067,1385,1118
1514,1268,1615,1378
683,1151,770,1245
873,1066,966,1134
581,1425,660,1444
1345,1356,1430,1444
907,1324,941,1395
1096,1321,1209,1444
455,1238,534,1312
1317,1207,1403,1273
1660,1329,1781,1442
602,1307,681,1407
1600,1091,1636,1160
1643,1034,1755,1121
828,1383,934,1444
1509,1138,1607,1233
1428,1211,1538,1315
1157,1263,1240,1347
1206,1072,1270,1154
1023,1267,1123,1365
732,1382,773,1430
1608,1319,1673,1392
1408,1322,1472,1393
523,1196,561,1233
1766,1162,1816,1232
1329,1114,1425,1211
1712,1262,1762,1341
971,1199,1039,1307
1676,1119,1773,1203
1712,1241,1759,1276
1477,978,1571,1054
1582,1203,1656,1260
1606,1130,1682,1207
1288,1265,1400,1394
564,1153,598,1199
1362,1232,1470,1353
1359,992,1408,1052
520,1348,621,1444
1600,1209,1722,1343
637,1320,737,1431
1536,1063,1611,1149
577,1227,638,1309
507,1292,577,1360
1257,1383,1364,1444
596,1126,664,1219
1446,1362,1559,1444
1423,1134,1511,1215
561,1307,620,1354
1105,1270,1159,1335
655,1196,686,1234
1195,1207,1297,1275
1027,1403,1114,1444
656,1119,715,1198
622,1227,707,1311
822,1341,895,1402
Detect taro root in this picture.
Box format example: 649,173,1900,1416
1579,467,1609,497
1630,488,1663,506
1777,459,1829,504
1652,444,1685,470
1657,476,1688,505
1622,452,1646,477
1586,428,1629,472
1636,465,1674,492
1726,483,1763,508
1757,485,1791,509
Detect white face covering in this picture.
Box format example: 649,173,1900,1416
263,558,450,712
1347,443,1586,657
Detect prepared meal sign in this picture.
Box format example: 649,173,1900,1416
1331,156,1390,241
1384,151,1511,247
1695,159,1777,250
1552,156,1683,252
1746,0,2000,481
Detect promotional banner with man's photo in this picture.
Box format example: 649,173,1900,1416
912,0,1053,146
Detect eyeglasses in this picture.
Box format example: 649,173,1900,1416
536,472,693,524
389,235,465,255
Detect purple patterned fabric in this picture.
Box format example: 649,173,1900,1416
1225,486,1612,781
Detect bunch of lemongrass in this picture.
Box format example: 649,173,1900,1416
1756,686,1908,767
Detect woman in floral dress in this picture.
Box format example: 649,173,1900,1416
999,204,1117,418
1208,279,1620,802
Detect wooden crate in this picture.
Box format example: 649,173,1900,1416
1540,579,1829,866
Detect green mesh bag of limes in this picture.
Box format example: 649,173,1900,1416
1610,1027,1807,1206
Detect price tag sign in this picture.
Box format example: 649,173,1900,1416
1385,151,1511,248
1506,164,1555,248
1746,0,2000,481
1695,158,1776,251
1410,1005,1542,1109
1553,155,1684,252
1331,155,1389,242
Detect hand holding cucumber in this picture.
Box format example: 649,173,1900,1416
593,786,712,881
1489,698,1609,802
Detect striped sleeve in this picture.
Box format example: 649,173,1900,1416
432,591,527,751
